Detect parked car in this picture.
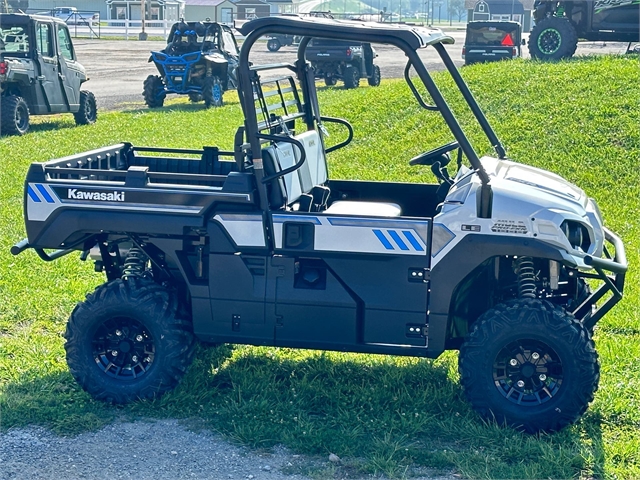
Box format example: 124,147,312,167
462,21,524,65
37,7,98,26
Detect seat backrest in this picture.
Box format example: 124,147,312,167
262,129,328,209
295,130,327,192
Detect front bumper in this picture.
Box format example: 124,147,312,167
572,226,627,330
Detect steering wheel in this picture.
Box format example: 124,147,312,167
409,141,459,166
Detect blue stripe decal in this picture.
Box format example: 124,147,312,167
402,230,424,251
388,230,409,251
35,184,55,203
27,185,41,203
373,229,394,250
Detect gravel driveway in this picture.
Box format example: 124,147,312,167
0,419,454,480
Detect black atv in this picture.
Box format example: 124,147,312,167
143,20,239,108
306,38,381,88
0,13,97,136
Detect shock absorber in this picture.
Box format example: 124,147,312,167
122,247,148,279
515,256,537,298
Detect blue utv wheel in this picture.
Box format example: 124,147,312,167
203,76,224,108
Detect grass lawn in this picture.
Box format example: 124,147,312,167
0,56,638,479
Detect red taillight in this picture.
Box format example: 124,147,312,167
346,48,352,57
512,47,517,56
0,62,7,75
461,46,466,58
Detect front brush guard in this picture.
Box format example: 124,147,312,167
572,227,627,331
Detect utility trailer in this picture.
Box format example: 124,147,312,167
13,16,627,433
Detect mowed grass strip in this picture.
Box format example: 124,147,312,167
0,56,638,479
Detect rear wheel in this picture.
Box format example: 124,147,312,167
459,299,599,433
142,75,165,108
367,64,381,86
267,39,281,52
528,16,578,61
203,76,223,108
324,75,337,87
74,91,97,125
0,95,29,136
343,65,360,89
188,92,203,102
64,278,195,404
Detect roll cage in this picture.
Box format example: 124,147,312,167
237,16,505,218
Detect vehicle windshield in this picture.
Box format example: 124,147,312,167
0,26,29,56
466,24,519,45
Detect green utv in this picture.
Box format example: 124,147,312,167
529,0,640,60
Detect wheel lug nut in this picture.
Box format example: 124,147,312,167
115,330,122,336
532,352,540,360
516,380,525,388
111,350,118,356
509,359,518,366
539,374,547,381
132,355,138,362
136,335,143,342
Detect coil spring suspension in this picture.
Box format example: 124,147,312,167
122,247,148,279
515,256,537,298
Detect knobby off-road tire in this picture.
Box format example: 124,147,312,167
324,75,337,87
143,75,165,108
203,76,223,108
459,299,599,433
528,16,578,61
65,278,196,404
343,65,360,89
74,91,97,125
367,64,381,87
267,39,281,52
0,95,30,136
188,92,203,102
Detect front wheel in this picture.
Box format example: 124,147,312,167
0,95,30,136
267,39,281,52
202,76,223,108
459,299,599,433
64,278,195,404
528,16,578,61
367,64,381,86
74,91,97,125
343,65,360,89
142,75,165,108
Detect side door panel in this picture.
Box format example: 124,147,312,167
34,22,65,112
55,25,80,107
271,213,431,348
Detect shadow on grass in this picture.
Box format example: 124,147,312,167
0,342,606,478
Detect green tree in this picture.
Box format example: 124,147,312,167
448,0,466,21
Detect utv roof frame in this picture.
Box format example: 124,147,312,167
238,16,507,217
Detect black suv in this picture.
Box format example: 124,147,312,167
306,38,380,88
0,13,96,135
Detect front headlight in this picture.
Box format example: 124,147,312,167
560,220,591,252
